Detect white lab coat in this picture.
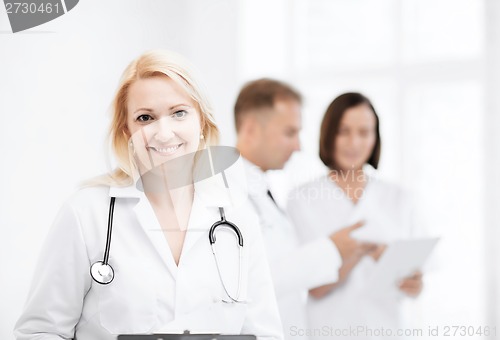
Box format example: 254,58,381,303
287,169,420,340
241,158,342,340
14,174,283,340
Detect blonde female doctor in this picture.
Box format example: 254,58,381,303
14,50,283,340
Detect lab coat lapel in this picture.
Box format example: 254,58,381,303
133,197,179,277
109,175,228,272
179,192,217,260
180,175,231,260
109,183,178,277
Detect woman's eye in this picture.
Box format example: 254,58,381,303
137,114,153,122
172,110,188,119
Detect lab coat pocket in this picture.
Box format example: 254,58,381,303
212,300,248,334
97,263,157,334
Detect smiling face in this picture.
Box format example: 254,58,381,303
333,103,377,171
126,75,202,174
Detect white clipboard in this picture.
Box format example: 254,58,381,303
367,237,440,298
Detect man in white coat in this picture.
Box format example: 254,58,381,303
233,79,376,340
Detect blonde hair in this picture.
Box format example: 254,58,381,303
85,50,219,187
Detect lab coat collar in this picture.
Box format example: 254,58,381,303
324,163,379,186
179,191,218,260
108,180,143,198
107,173,235,205
106,175,225,276
179,175,235,257
240,157,271,196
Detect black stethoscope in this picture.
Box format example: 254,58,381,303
90,196,245,303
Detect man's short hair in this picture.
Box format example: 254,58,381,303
234,78,302,131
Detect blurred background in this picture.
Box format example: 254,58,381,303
0,0,499,339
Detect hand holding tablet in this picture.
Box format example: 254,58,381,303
366,238,440,299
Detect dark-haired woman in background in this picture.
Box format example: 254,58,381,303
287,93,423,340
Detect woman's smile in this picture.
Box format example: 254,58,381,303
147,142,185,156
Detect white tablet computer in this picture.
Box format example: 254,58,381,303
367,237,440,298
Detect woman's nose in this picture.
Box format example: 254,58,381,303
348,134,362,147
153,118,175,142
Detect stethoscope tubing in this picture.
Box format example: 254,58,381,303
91,197,246,303
103,196,116,265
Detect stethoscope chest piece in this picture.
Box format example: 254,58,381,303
90,260,115,285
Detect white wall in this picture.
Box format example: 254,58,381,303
484,0,500,333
